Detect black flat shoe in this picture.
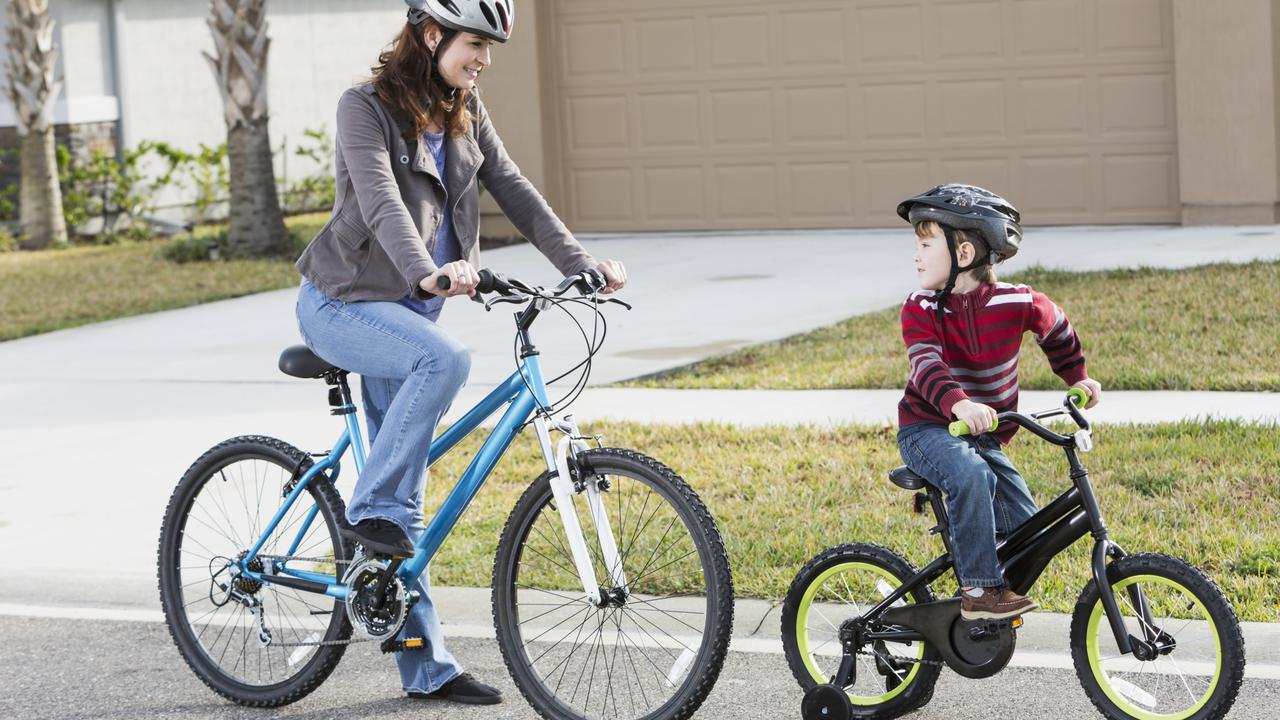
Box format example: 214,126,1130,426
407,673,503,705
341,519,414,558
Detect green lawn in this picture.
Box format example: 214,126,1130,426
422,419,1280,622
0,213,328,342
626,261,1280,392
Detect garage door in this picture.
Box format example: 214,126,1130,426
546,0,1177,230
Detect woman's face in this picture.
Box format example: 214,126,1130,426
428,28,493,90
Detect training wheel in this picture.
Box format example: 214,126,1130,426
801,683,853,720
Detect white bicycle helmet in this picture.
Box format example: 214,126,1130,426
405,0,514,43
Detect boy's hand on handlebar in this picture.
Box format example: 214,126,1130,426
953,399,998,435
594,259,627,294
422,261,479,297
1071,378,1102,409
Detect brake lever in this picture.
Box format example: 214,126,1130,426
483,295,530,311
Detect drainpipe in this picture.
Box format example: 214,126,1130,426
106,0,129,163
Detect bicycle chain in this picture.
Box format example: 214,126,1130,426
232,553,376,648
856,647,945,667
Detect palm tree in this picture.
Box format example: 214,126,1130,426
204,0,287,257
3,0,68,249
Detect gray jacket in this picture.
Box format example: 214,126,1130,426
297,84,595,302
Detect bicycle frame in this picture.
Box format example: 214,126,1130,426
237,344,625,607
860,424,1155,658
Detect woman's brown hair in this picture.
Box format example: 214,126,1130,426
371,20,474,139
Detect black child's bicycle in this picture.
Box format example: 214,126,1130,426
781,389,1245,720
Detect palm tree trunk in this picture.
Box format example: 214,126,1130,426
5,0,67,249
205,0,287,257
17,126,66,248
226,120,286,256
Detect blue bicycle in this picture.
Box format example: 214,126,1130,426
157,269,734,720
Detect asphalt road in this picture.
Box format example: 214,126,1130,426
2,616,1276,720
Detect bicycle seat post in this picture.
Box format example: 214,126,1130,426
324,370,356,416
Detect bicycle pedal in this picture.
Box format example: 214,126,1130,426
380,637,425,654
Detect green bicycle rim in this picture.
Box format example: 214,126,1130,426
795,561,922,705
1086,574,1222,720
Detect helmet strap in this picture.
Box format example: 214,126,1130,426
429,28,461,100
935,227,992,324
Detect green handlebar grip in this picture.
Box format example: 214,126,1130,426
948,416,999,437
1068,387,1089,407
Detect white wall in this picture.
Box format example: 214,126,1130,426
117,1,404,182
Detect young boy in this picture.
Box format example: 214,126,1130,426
894,183,1102,620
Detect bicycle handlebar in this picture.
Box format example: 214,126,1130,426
948,387,1089,439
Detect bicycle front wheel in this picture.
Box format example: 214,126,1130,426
1070,553,1245,720
157,436,352,706
492,448,733,720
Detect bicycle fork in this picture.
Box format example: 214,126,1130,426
532,414,628,607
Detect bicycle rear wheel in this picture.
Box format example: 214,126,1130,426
492,448,733,720
157,436,352,706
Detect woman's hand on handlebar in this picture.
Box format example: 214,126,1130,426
952,399,998,435
421,261,479,297
1071,378,1102,409
594,259,627,294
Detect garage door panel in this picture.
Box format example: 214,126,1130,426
715,164,779,220
936,1,1005,62
938,157,1012,197
1018,75,1089,136
708,13,771,70
860,82,928,142
1014,0,1087,58
551,0,1177,229
1098,72,1174,134
636,17,697,73
789,162,855,222
861,158,933,224
784,86,850,143
935,78,1008,139
643,166,708,223
561,20,626,80
1102,153,1177,217
638,92,702,148
855,4,925,66
566,95,629,151
710,89,775,145
1018,154,1092,218
1096,0,1170,55
780,8,847,67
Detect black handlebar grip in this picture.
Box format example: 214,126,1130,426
476,269,497,295
432,275,452,294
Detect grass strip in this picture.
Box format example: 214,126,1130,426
0,213,329,342
626,261,1280,392
421,419,1280,622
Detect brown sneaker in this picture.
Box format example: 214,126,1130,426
960,586,1038,620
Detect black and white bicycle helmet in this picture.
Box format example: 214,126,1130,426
406,0,514,43
897,183,1023,320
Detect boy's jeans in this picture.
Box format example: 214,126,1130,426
897,423,1038,587
296,281,467,693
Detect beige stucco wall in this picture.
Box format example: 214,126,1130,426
1173,0,1280,224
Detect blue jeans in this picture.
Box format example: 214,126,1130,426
296,281,467,693
897,423,1038,587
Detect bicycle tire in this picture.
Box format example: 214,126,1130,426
492,448,733,720
157,435,352,706
1070,553,1245,720
781,543,941,719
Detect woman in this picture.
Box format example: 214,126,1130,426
294,0,627,705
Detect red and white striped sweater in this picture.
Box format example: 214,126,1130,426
898,282,1088,444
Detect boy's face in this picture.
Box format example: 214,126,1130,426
913,223,952,291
